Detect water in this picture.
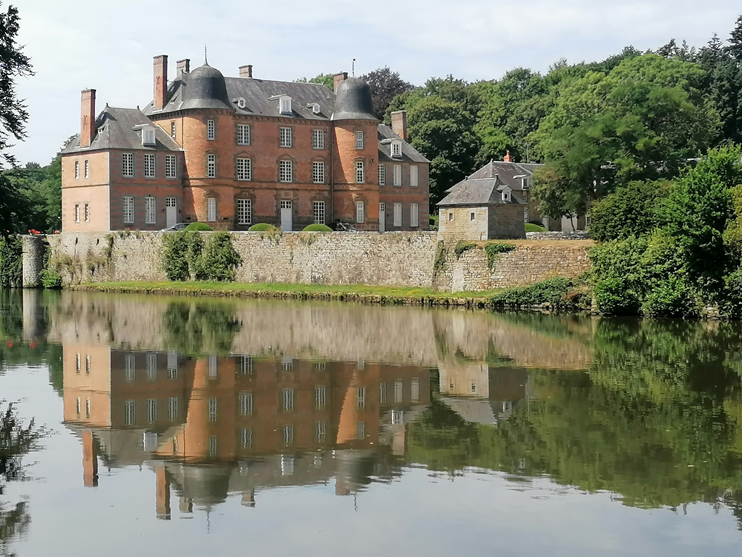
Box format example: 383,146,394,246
1,289,742,556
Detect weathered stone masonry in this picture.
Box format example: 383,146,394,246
36,232,592,292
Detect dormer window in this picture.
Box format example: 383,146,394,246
312,103,321,115
142,127,156,146
279,96,292,115
502,188,512,203
391,141,402,158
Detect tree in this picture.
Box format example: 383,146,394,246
294,73,334,90
360,66,413,119
728,14,742,61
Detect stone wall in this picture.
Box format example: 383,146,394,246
43,232,593,292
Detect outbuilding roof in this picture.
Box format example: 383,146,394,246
437,177,525,207
467,160,543,191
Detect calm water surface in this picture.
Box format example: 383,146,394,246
1,289,742,556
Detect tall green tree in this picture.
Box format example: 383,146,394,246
361,66,413,119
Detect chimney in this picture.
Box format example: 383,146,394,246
80,89,96,148
391,110,407,141
503,150,513,163
239,65,253,78
334,72,348,93
176,58,190,77
153,55,168,111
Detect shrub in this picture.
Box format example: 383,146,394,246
454,241,478,258
0,236,22,288
200,232,242,282
249,223,279,232
489,277,576,309
525,223,547,233
721,267,742,318
593,277,642,316
163,231,192,281
40,268,62,289
185,222,213,231
303,224,332,232
484,242,515,269
641,275,702,318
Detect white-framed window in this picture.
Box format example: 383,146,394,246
236,158,252,181
208,398,218,422
84,160,89,178
411,379,420,402
313,201,325,224
282,425,294,446
378,164,386,186
393,203,402,227
355,131,364,149
315,385,326,409
168,397,179,421
394,380,403,403
380,382,387,404
279,97,292,114
207,197,217,222
237,199,252,225
124,354,135,382
124,400,136,426
146,398,158,423
86,398,91,418
122,153,134,177
312,161,325,184
207,154,216,178
391,409,404,425
315,421,326,443
279,127,292,148
410,203,419,227
85,355,91,374
391,141,402,158
84,204,90,223
144,154,155,178
208,355,218,378
167,351,178,379
355,161,364,184
74,161,79,179
207,119,216,140
76,353,81,372
208,436,218,456
356,201,365,224
239,391,253,416
241,428,253,449
282,388,294,412
170,122,176,139
279,160,293,182
142,128,156,146
239,354,253,374
123,196,134,224
312,129,325,150
356,387,366,409
393,164,402,186
237,124,251,145
356,421,365,440
502,189,511,202
74,204,80,223
165,155,177,178
410,165,419,187
145,196,156,224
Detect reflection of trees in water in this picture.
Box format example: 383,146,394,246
162,302,243,356
1,403,44,556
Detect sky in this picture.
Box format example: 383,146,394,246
9,0,742,165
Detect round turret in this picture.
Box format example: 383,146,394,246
181,64,233,111
331,77,376,121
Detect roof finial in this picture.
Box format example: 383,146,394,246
204,44,208,65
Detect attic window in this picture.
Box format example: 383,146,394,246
391,141,402,158
237,97,247,109
142,127,156,146
502,190,511,202
312,103,321,115
279,96,292,115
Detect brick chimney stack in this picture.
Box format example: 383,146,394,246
153,55,168,110
503,150,513,162
334,72,348,93
391,110,407,141
80,89,96,148
176,59,190,77
239,65,253,78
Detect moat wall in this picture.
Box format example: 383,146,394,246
42,232,592,292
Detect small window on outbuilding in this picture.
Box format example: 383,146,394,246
448,212,454,221
502,190,511,202
470,211,476,221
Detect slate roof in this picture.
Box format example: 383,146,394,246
331,77,376,121
63,106,181,154
437,177,525,207
377,124,429,163
468,160,543,191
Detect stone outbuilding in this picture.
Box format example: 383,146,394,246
437,173,526,241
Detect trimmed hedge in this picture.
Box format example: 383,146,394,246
185,222,213,231
303,224,332,232
525,223,547,233
249,223,279,232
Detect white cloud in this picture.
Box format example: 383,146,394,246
10,0,741,163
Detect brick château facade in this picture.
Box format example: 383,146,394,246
61,55,430,232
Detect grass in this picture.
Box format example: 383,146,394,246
525,223,548,233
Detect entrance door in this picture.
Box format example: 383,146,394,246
165,197,177,227
379,203,386,232
280,200,293,232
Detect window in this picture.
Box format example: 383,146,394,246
165,155,177,178
146,399,158,423
279,97,292,114
208,355,218,378
168,397,179,421
355,161,364,184
314,361,326,371
449,212,454,221
411,379,420,402
391,410,404,425
279,160,293,182
124,400,136,426
142,128,156,146
208,436,218,456
167,352,178,378
74,204,80,223
393,165,402,186
356,201,365,224
85,355,91,374
378,164,386,186
122,153,134,177
76,397,81,416
380,383,387,404
282,388,294,412
207,119,216,140
74,161,79,179
313,201,325,224
470,211,476,221
208,398,218,422
279,127,292,148
207,154,216,178
356,387,366,409
410,165,419,187
356,421,365,440
237,199,252,225
84,204,90,223
207,197,217,222
312,161,325,184
124,354,135,382
282,425,294,446
241,428,253,449
86,399,91,418
237,124,251,145
410,203,419,227
145,197,156,224
143,154,155,178
394,380,403,403
76,353,81,372
170,122,176,139
146,353,157,380
236,158,252,181
84,160,89,178
355,131,364,149
502,190,511,202
315,385,326,409
239,354,253,374
315,421,326,443
391,141,402,157
393,203,402,227
239,392,253,416
123,196,134,224
312,129,325,150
